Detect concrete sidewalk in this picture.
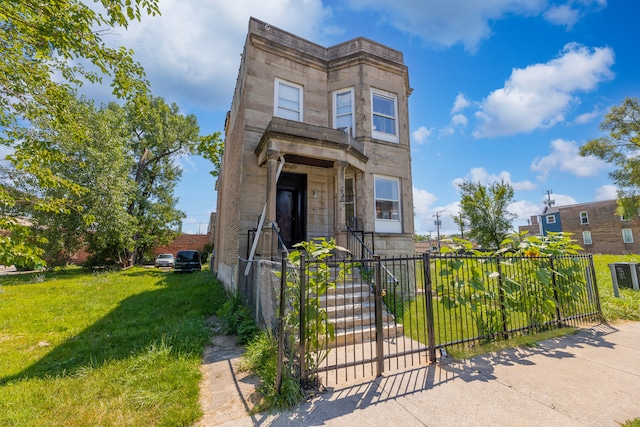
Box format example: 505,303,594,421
203,321,640,426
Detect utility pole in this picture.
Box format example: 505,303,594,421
433,211,444,252
458,212,465,239
544,190,555,209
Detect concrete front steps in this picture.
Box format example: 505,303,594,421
318,270,404,347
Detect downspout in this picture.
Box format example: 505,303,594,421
244,155,286,276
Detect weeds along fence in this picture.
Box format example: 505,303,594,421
239,252,602,385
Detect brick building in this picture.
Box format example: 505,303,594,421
213,18,415,290
538,199,640,254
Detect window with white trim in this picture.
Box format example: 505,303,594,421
623,228,634,244
621,213,631,222
274,78,303,121
582,231,592,245
579,211,589,224
374,175,401,233
333,88,354,136
371,89,398,143
546,215,556,224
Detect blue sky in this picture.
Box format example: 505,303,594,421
98,0,639,235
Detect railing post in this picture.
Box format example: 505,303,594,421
299,254,308,382
276,253,287,393
422,253,437,363
549,256,563,327
588,254,602,316
374,255,384,376
496,257,509,340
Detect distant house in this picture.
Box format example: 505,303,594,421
532,199,640,254
213,18,415,290
518,215,542,236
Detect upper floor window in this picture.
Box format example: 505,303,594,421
621,213,631,222
582,231,592,245
546,215,556,224
371,89,398,143
579,211,589,224
623,228,634,244
374,175,401,233
275,78,303,121
333,88,354,136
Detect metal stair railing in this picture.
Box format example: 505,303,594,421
346,225,398,286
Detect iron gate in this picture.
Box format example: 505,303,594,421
276,253,601,386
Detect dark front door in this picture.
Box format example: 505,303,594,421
276,172,306,248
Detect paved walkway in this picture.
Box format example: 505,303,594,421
198,321,640,426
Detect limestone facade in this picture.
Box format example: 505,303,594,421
214,18,415,290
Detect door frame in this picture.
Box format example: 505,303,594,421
276,172,307,247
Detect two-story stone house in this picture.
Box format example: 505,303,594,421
213,18,415,289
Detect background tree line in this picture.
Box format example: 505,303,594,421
1,0,222,268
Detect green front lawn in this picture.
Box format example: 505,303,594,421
0,267,226,426
592,254,640,322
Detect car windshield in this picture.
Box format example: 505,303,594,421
157,254,173,259
177,252,195,261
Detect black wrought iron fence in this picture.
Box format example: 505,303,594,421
273,251,602,386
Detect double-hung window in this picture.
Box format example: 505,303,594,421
579,211,589,224
623,229,634,244
275,78,303,121
374,175,401,233
333,88,354,136
371,89,398,143
582,231,592,245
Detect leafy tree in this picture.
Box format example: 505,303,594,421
0,0,159,266
579,97,640,214
2,95,135,268
458,180,516,249
3,93,216,268
197,132,224,178
124,96,203,264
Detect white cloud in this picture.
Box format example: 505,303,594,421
452,167,537,191
107,0,333,111
452,93,471,113
346,0,546,52
594,184,617,201
451,114,468,127
552,193,579,207
543,4,581,28
412,126,434,144
509,199,543,225
543,0,607,28
413,186,438,214
439,127,455,137
573,108,601,124
345,0,604,52
531,138,609,180
0,145,14,160
414,201,462,236
473,43,614,138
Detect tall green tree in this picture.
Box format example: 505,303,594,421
579,97,640,214
3,93,218,268
2,95,135,268
0,0,159,266
124,96,202,264
458,180,516,249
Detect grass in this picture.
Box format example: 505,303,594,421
591,254,640,322
0,266,227,427
388,254,640,361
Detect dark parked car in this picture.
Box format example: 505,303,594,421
174,250,202,273
154,253,175,268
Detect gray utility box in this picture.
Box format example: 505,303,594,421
608,262,640,297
